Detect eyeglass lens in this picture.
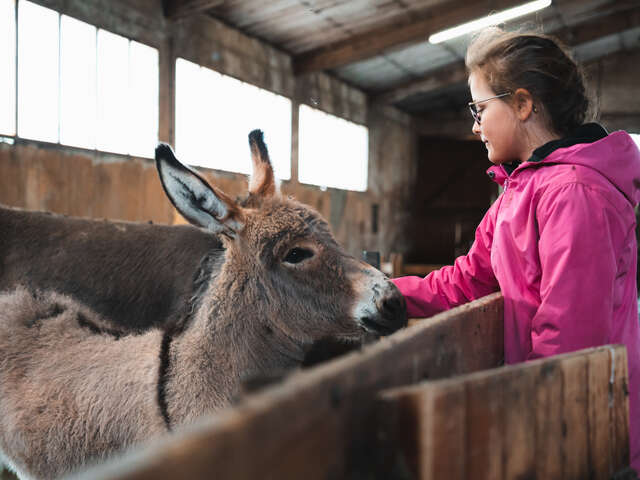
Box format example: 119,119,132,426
469,104,480,124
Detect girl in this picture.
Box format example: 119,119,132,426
392,27,640,472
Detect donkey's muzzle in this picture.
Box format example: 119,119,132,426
359,282,407,336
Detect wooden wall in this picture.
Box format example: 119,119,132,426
0,0,418,259
404,138,497,264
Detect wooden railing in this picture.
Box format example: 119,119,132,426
377,345,631,479
381,252,442,278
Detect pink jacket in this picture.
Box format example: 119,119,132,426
393,125,640,471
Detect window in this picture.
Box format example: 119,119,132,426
175,58,291,180
632,134,640,152
0,0,16,136
18,0,59,142
8,1,158,157
298,104,368,192
60,15,96,149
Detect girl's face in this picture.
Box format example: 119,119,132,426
469,71,523,165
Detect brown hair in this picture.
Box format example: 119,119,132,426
465,27,593,136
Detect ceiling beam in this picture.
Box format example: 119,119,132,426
373,4,640,106
293,0,526,74
163,0,225,20
554,2,640,46
373,64,468,106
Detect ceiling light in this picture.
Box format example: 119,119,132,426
429,0,552,44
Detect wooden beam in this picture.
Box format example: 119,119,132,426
372,63,468,106
163,0,224,20
373,4,640,106
554,3,640,47
293,0,525,74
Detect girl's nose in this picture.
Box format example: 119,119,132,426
472,119,481,136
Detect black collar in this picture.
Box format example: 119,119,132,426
529,123,608,163
501,123,608,177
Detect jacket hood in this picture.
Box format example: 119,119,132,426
487,125,640,206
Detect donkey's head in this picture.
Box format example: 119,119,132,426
155,131,406,357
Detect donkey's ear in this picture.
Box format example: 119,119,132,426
248,130,276,198
155,144,244,235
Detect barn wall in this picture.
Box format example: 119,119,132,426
587,49,640,134
405,138,497,264
0,0,418,259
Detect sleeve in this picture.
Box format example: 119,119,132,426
391,200,501,319
528,182,617,360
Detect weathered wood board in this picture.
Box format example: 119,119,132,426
376,345,631,480
75,293,504,479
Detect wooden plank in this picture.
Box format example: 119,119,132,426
503,367,537,479
376,381,467,479
375,345,629,480
420,382,466,479
402,264,444,276
587,348,613,479
561,355,589,478
371,63,468,106
77,293,504,480
164,0,225,19
611,345,631,473
293,0,525,74
535,362,563,478
465,372,504,480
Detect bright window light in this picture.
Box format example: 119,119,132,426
12,3,158,156
175,58,291,180
429,0,552,44
0,0,16,136
631,134,640,153
97,29,129,155
298,104,368,192
128,41,158,158
60,15,97,149
18,0,59,143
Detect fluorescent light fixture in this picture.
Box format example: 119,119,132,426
429,0,552,44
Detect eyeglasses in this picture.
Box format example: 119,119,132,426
468,92,511,125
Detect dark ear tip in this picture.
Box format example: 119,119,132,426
155,143,175,160
248,130,264,145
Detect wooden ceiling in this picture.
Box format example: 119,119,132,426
165,0,640,116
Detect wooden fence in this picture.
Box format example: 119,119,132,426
75,292,633,479
377,345,630,479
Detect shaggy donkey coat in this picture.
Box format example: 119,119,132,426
0,204,219,332
0,131,406,479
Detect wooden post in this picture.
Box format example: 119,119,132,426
390,252,404,278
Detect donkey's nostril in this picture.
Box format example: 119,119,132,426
376,291,408,330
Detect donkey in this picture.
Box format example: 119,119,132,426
0,131,406,480
0,203,220,333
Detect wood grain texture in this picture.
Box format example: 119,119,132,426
376,345,630,480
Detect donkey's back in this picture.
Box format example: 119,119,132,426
0,205,222,331
0,287,166,479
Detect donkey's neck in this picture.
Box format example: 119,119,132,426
164,274,305,426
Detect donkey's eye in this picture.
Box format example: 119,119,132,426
283,248,314,264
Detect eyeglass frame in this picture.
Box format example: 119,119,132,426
468,92,512,125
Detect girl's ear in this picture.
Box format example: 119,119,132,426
513,88,535,121
155,144,245,237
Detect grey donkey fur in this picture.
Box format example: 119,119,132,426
0,131,406,479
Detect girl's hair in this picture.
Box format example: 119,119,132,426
465,27,593,136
